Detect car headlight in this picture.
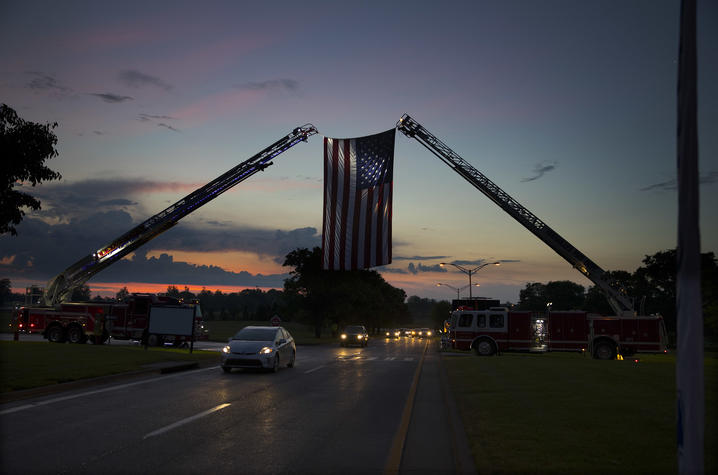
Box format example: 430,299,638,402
341,334,347,339
222,345,230,354
357,335,363,340
259,347,273,354
427,331,432,336
386,332,390,336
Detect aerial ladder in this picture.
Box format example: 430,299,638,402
396,114,635,317
42,124,319,306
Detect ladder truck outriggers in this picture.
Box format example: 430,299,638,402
17,124,318,345
396,114,667,359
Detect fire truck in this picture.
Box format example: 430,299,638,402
396,114,668,359
18,294,207,346
449,307,667,359
16,124,318,344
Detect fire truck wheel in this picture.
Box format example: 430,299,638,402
473,339,496,356
67,325,86,344
47,325,66,343
594,341,617,360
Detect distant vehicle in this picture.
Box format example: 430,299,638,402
221,326,296,373
416,328,433,338
403,329,414,338
384,329,401,338
340,325,369,347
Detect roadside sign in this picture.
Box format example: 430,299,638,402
270,315,281,326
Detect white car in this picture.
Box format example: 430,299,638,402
221,326,296,373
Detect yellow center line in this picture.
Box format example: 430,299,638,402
383,340,428,475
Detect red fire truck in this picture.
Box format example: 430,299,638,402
397,115,671,360
12,125,317,346
18,294,208,346
448,307,668,359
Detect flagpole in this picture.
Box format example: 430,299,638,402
675,0,703,473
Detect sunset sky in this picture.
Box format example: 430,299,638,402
2,1,717,304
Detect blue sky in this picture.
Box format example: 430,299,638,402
1,0,716,303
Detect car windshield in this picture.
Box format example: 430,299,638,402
233,328,277,341
343,326,365,333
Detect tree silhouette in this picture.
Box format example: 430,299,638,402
1,104,62,235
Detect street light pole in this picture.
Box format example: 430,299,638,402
436,282,479,300
440,261,501,299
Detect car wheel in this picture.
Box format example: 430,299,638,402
594,342,616,360
474,339,495,356
271,355,280,373
47,325,66,343
222,366,232,373
287,350,296,368
67,325,85,344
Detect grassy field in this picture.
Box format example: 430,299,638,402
443,351,717,474
0,341,218,393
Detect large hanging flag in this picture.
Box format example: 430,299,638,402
322,128,395,270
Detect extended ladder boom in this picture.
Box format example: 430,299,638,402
43,124,318,306
396,114,634,316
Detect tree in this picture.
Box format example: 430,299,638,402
283,247,408,337
517,282,547,311
544,280,585,310
1,104,62,235
116,286,130,301
70,285,91,301
0,278,11,305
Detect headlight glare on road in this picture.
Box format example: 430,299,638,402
259,347,273,354
222,345,230,354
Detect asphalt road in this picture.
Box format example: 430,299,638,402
1,337,433,474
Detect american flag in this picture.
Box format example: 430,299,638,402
322,128,395,270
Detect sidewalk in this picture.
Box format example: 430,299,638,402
400,343,476,474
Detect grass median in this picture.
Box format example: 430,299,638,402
443,351,717,474
0,341,219,393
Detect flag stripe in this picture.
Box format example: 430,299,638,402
339,140,351,270
322,138,332,269
364,187,374,268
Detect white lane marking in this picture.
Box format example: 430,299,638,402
143,403,231,439
385,357,396,360
404,357,414,361
365,357,377,361
0,366,220,416
304,365,325,374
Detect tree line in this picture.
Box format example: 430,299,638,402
3,248,715,337
516,249,717,336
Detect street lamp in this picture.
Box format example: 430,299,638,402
436,283,480,299
439,261,501,299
